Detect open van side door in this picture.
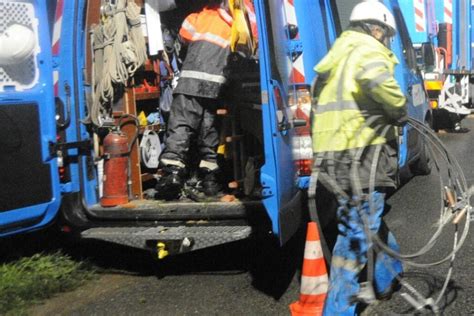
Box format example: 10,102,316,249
0,0,61,236
388,1,429,168
254,0,303,245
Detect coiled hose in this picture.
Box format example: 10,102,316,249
356,118,471,314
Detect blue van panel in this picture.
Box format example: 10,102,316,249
397,0,429,44
255,0,300,240
291,0,336,83
0,0,61,236
388,0,429,167
293,1,333,84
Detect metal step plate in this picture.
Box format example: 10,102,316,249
80,225,252,254
88,199,264,221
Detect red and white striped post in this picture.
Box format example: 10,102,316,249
283,0,305,84
444,0,453,24
52,0,64,97
414,0,426,32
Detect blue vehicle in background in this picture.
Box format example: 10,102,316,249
398,0,472,132
0,0,429,257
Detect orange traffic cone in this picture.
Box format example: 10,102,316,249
289,222,329,316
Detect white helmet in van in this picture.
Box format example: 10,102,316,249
349,0,397,37
0,24,36,65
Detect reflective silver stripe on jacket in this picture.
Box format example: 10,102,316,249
367,72,392,89
180,70,227,84
314,100,359,114
181,20,230,47
356,61,387,80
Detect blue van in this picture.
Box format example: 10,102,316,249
0,0,331,255
0,0,428,256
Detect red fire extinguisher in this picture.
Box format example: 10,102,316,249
100,115,139,207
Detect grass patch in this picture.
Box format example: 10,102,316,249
0,252,96,315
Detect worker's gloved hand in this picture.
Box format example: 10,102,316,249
393,113,408,127
386,103,408,127
397,125,404,136
392,113,408,136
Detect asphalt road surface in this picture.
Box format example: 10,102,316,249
28,118,474,316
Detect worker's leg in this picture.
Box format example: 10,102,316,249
361,191,402,298
323,191,388,315
373,223,403,296
160,94,202,165
197,98,220,169
323,200,366,316
156,94,203,199
197,98,221,196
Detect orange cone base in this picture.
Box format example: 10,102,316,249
289,301,324,316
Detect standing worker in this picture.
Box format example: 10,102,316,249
311,0,406,314
155,0,256,200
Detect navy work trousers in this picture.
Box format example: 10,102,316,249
160,94,220,167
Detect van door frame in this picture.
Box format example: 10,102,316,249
254,0,303,245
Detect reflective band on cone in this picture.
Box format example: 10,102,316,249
303,241,323,260
289,222,328,316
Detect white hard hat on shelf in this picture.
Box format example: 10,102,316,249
0,24,36,65
349,0,397,36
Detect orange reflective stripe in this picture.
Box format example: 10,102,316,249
179,25,194,42
180,8,231,48
196,9,231,39
180,13,198,42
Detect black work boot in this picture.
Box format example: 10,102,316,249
185,168,222,202
452,122,470,133
200,168,222,197
155,165,186,200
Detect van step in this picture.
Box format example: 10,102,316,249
88,199,263,221
80,225,252,254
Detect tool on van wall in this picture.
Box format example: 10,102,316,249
140,129,161,169
100,114,139,207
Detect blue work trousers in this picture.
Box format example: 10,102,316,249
323,191,403,315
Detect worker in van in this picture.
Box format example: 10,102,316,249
311,0,407,314
155,0,257,200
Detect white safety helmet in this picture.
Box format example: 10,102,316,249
349,0,397,37
0,24,36,65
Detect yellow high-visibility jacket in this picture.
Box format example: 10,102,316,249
312,30,407,153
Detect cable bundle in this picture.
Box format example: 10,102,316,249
86,0,147,127
358,118,471,314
